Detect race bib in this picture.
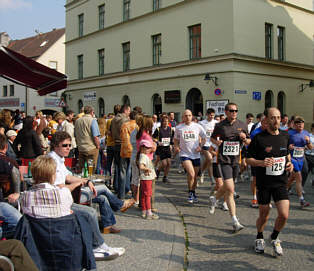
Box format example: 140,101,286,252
293,147,304,158
161,137,170,147
183,131,197,142
222,141,240,156
266,156,286,176
206,129,213,138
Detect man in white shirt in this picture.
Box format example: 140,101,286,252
246,113,254,134
199,108,218,184
152,114,161,135
174,110,206,203
48,131,129,260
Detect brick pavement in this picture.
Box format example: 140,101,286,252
158,170,314,271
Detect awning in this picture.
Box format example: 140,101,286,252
0,46,67,96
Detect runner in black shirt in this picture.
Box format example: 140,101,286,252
247,107,293,257
209,102,250,233
153,116,174,183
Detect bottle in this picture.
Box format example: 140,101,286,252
83,161,88,178
28,161,32,178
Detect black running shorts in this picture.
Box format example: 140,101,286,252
257,186,289,205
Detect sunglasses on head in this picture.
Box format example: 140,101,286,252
228,109,238,113
62,144,72,147
294,121,304,124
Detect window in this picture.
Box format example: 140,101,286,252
265,90,274,109
277,26,285,61
78,100,83,113
49,61,57,70
78,13,84,37
189,24,201,60
98,49,105,76
99,4,105,30
77,55,83,79
123,0,130,21
98,98,105,117
2,85,7,97
122,95,130,106
152,34,161,65
265,23,273,59
153,0,161,11
277,91,286,115
9,85,14,96
122,42,130,72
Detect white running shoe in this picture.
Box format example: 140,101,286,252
271,239,283,256
106,247,125,257
222,201,229,211
200,173,204,184
255,239,265,254
209,196,217,214
232,221,244,233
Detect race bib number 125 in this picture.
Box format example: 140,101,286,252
266,156,286,176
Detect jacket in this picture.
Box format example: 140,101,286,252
14,213,96,271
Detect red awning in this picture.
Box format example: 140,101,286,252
0,46,67,96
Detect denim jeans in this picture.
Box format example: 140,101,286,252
0,202,22,239
120,158,131,199
113,145,122,196
71,203,104,249
80,185,124,228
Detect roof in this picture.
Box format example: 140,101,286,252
7,28,65,60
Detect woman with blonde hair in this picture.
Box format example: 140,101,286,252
0,109,13,132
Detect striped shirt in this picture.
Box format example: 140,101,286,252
21,183,73,218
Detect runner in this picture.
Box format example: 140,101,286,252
173,110,206,203
286,116,312,208
247,107,293,256
209,102,250,232
199,108,218,184
153,116,175,183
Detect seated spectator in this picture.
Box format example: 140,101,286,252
5,130,17,160
0,239,39,271
48,131,135,234
0,134,21,205
0,202,22,239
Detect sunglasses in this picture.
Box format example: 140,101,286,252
228,109,238,113
61,144,72,147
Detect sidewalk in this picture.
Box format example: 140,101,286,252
96,190,186,271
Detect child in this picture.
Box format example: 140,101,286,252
137,139,159,219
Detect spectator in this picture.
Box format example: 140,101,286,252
5,130,17,160
246,113,254,134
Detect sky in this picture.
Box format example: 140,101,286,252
0,0,65,40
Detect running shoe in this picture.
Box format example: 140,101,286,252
200,173,205,184
193,194,199,203
156,169,160,180
271,239,283,256
209,196,217,214
146,213,159,220
232,221,244,233
234,192,240,199
222,201,229,211
250,199,258,208
188,192,194,203
300,200,310,209
255,239,265,254
162,176,170,183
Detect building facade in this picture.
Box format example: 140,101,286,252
0,28,66,115
64,0,314,124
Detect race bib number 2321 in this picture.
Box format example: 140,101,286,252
222,141,240,156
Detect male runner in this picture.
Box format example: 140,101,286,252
247,107,293,256
174,110,206,203
199,108,218,184
209,102,250,232
287,116,312,208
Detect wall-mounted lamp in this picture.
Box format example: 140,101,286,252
299,80,314,92
204,73,218,86
68,94,72,100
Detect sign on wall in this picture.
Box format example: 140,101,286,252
83,91,97,101
45,98,60,107
0,98,20,107
206,99,229,115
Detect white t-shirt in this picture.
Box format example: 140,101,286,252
199,119,218,146
48,151,72,185
139,153,157,180
248,122,254,134
152,122,161,135
174,122,206,159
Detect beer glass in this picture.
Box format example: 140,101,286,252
87,159,94,178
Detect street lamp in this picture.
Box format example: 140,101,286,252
204,73,218,86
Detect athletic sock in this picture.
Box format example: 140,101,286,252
271,230,280,240
256,232,264,239
299,196,304,202
231,215,239,224
192,190,196,196
253,195,257,200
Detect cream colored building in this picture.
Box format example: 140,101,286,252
0,28,65,115
64,0,314,125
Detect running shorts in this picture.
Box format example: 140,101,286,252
218,164,239,180
257,186,289,205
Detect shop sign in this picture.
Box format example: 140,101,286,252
0,98,20,107
206,99,229,115
235,89,247,94
45,98,60,107
83,91,97,101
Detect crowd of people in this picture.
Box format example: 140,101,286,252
0,102,313,269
